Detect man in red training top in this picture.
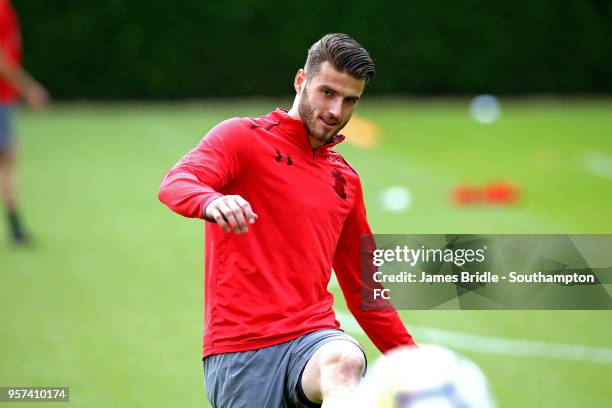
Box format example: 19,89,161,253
0,0,49,245
159,33,415,407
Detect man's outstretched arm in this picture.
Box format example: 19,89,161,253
158,118,257,233
333,180,415,353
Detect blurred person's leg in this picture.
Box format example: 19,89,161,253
0,104,27,244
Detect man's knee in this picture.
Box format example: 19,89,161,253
301,340,366,404
318,342,366,379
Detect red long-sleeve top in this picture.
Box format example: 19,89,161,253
0,0,22,103
158,109,414,358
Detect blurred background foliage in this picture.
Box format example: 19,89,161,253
14,0,612,99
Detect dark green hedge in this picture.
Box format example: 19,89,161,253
14,0,612,98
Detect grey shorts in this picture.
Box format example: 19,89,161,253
0,104,15,152
203,329,367,408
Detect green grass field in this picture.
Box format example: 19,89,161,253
1,99,611,407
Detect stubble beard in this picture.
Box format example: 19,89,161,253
298,87,345,144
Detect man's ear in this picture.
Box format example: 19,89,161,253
294,69,306,95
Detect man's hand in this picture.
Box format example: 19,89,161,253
204,195,258,234
23,82,49,110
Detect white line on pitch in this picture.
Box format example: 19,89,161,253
334,310,612,365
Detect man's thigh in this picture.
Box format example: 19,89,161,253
204,347,291,408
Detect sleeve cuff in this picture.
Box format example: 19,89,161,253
201,194,224,221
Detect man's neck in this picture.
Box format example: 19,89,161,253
287,106,300,120
309,136,325,150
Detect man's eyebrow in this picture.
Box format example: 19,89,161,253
320,85,337,94
319,84,361,100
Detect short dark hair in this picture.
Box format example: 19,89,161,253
304,33,375,81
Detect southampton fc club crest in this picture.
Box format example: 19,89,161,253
326,153,344,166
331,169,347,199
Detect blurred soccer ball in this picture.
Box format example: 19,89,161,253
469,95,501,124
351,345,495,408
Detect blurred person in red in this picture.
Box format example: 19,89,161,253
0,0,49,245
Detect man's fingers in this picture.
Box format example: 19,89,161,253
209,208,231,233
206,195,257,234
217,202,241,234
226,200,248,233
234,196,258,224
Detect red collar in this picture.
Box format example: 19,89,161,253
268,108,345,151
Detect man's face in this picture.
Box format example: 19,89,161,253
297,61,366,144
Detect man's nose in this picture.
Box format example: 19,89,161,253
327,98,343,119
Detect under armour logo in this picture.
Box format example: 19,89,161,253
274,148,293,165
331,169,347,199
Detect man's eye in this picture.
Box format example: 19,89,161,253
322,90,332,96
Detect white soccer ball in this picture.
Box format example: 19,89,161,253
351,345,495,408
469,95,501,124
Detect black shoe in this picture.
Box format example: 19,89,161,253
7,210,31,247
10,231,33,247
